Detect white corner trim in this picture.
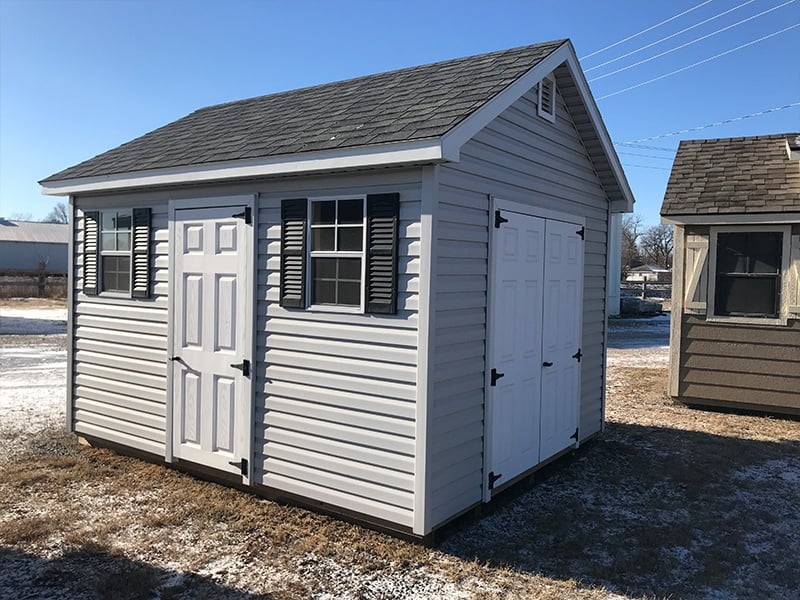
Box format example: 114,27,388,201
662,212,800,226
41,140,445,196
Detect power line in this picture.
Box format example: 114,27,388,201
617,151,675,160
580,0,712,60
585,0,757,73
621,163,672,171
597,23,800,100
614,143,678,152
589,0,796,83
619,102,800,143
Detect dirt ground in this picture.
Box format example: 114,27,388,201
2,313,800,599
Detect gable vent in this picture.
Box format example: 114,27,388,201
538,74,556,123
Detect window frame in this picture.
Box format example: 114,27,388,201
99,208,133,295
306,195,367,313
707,225,792,325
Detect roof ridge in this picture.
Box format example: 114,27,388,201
193,39,568,114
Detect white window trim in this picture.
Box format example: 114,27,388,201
537,74,556,123
707,225,792,326
306,195,367,314
98,208,134,296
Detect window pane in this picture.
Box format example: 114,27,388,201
102,256,130,293
102,212,117,231
338,199,363,224
313,257,336,279
312,227,335,251
338,227,363,251
337,281,361,306
338,258,361,280
312,201,335,225
101,232,117,251
313,279,336,304
716,233,748,273
715,276,778,317
748,232,782,273
117,232,131,251
116,212,131,230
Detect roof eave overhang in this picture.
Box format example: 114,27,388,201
662,211,800,225
40,138,448,196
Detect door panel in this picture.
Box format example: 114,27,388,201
540,219,583,461
490,213,545,484
172,205,250,475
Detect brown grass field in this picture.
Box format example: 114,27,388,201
1,333,799,599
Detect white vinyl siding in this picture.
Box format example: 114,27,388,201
72,201,168,455
255,173,422,529
428,85,611,527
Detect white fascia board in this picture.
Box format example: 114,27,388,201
440,42,571,160
560,50,635,213
662,212,800,225
41,139,445,196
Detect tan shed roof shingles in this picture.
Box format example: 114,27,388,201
661,133,800,216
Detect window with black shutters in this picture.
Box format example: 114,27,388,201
714,231,783,318
280,193,399,314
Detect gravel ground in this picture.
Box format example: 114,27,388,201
2,309,800,599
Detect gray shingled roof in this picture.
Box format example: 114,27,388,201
0,219,69,243
42,40,566,183
661,133,800,216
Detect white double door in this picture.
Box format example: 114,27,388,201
171,205,251,477
489,209,583,490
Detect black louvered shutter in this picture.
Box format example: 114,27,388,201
280,199,308,308
366,193,400,314
82,211,100,296
131,207,151,298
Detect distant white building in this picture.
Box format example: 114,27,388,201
0,219,69,272
626,264,671,283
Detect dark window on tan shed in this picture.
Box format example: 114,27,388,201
714,232,782,317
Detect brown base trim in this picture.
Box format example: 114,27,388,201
675,396,800,419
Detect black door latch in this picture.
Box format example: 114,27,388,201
230,359,250,377
490,368,505,386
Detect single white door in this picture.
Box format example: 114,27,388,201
489,211,546,486
172,205,251,476
540,218,583,460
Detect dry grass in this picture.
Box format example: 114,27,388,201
2,357,800,598
0,297,66,309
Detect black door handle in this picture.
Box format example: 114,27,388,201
230,359,250,377
542,361,553,367
169,356,181,362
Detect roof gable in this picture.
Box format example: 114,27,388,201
661,133,800,219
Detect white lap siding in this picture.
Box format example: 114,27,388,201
428,86,611,527
255,175,421,529
71,201,169,456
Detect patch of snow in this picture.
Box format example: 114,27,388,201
0,307,67,334
731,457,800,484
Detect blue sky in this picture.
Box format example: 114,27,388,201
1,0,798,225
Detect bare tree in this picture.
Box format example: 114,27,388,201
621,214,643,278
640,223,674,268
43,203,68,224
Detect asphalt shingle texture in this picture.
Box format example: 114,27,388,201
42,40,566,183
661,133,800,216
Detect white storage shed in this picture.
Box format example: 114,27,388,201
41,39,633,538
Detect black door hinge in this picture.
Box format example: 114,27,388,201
570,427,579,441
488,471,503,490
494,210,508,229
233,206,252,224
229,458,248,476
572,348,582,362
230,359,251,377
576,226,585,240
490,368,505,386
